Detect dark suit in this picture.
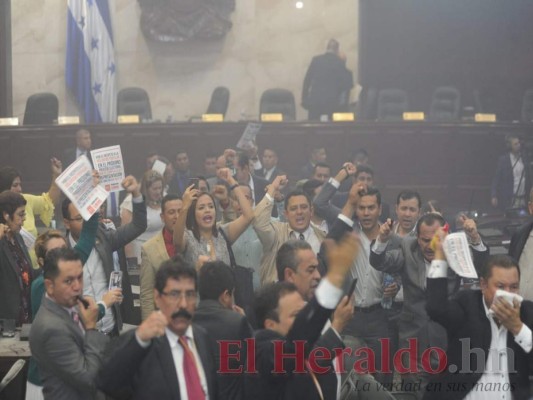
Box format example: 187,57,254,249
97,325,216,400
302,52,353,120
193,299,253,400
425,278,533,400
509,220,533,262
300,162,316,180
255,166,285,183
63,147,93,168
72,200,147,331
30,296,109,400
169,170,193,198
0,233,35,324
247,296,337,400
491,153,532,210
251,174,268,206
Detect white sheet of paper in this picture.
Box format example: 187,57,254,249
55,155,109,221
442,232,478,279
19,228,35,251
152,160,167,177
236,122,262,150
91,145,125,193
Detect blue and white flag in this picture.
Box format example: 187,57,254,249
66,0,116,123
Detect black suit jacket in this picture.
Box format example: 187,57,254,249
168,170,194,198
302,52,353,111
251,175,268,206
193,299,253,400
62,147,93,168
247,296,337,400
509,220,533,263
491,153,532,210
0,233,35,324
255,166,285,184
97,324,217,400
425,278,533,400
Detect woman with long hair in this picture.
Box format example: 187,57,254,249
173,168,254,268
120,170,164,265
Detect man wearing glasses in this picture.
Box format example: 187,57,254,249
98,255,216,400
62,176,147,336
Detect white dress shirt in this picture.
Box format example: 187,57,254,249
510,153,525,198
166,326,209,400
289,225,321,255
263,166,275,182
428,260,532,400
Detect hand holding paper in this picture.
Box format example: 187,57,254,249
431,230,478,279
91,145,125,192
55,155,109,220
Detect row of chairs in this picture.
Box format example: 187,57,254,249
20,86,533,124
21,87,297,124
22,87,231,125
362,87,533,122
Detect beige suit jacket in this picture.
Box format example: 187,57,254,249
252,195,326,286
140,231,170,320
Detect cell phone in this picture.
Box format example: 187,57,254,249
109,271,123,291
346,278,358,299
188,178,199,190
77,296,90,309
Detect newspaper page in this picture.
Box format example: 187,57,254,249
91,145,125,192
236,123,262,150
152,159,166,177
442,232,478,278
55,155,109,220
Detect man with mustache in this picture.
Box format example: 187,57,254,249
98,255,216,400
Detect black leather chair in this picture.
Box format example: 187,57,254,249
521,89,533,123
259,88,296,121
117,87,152,120
206,86,230,117
429,86,461,121
473,88,499,115
23,93,59,125
376,89,409,121
356,87,378,120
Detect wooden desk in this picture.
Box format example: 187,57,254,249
1,120,532,211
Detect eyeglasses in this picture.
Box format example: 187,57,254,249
160,290,197,302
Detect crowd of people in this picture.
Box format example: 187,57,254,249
1,126,533,400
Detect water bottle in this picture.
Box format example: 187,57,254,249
381,274,395,309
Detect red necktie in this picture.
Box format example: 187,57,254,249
71,310,85,333
178,336,206,400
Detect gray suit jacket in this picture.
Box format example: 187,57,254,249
369,237,460,360
29,296,109,400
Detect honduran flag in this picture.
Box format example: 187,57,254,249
66,0,116,123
